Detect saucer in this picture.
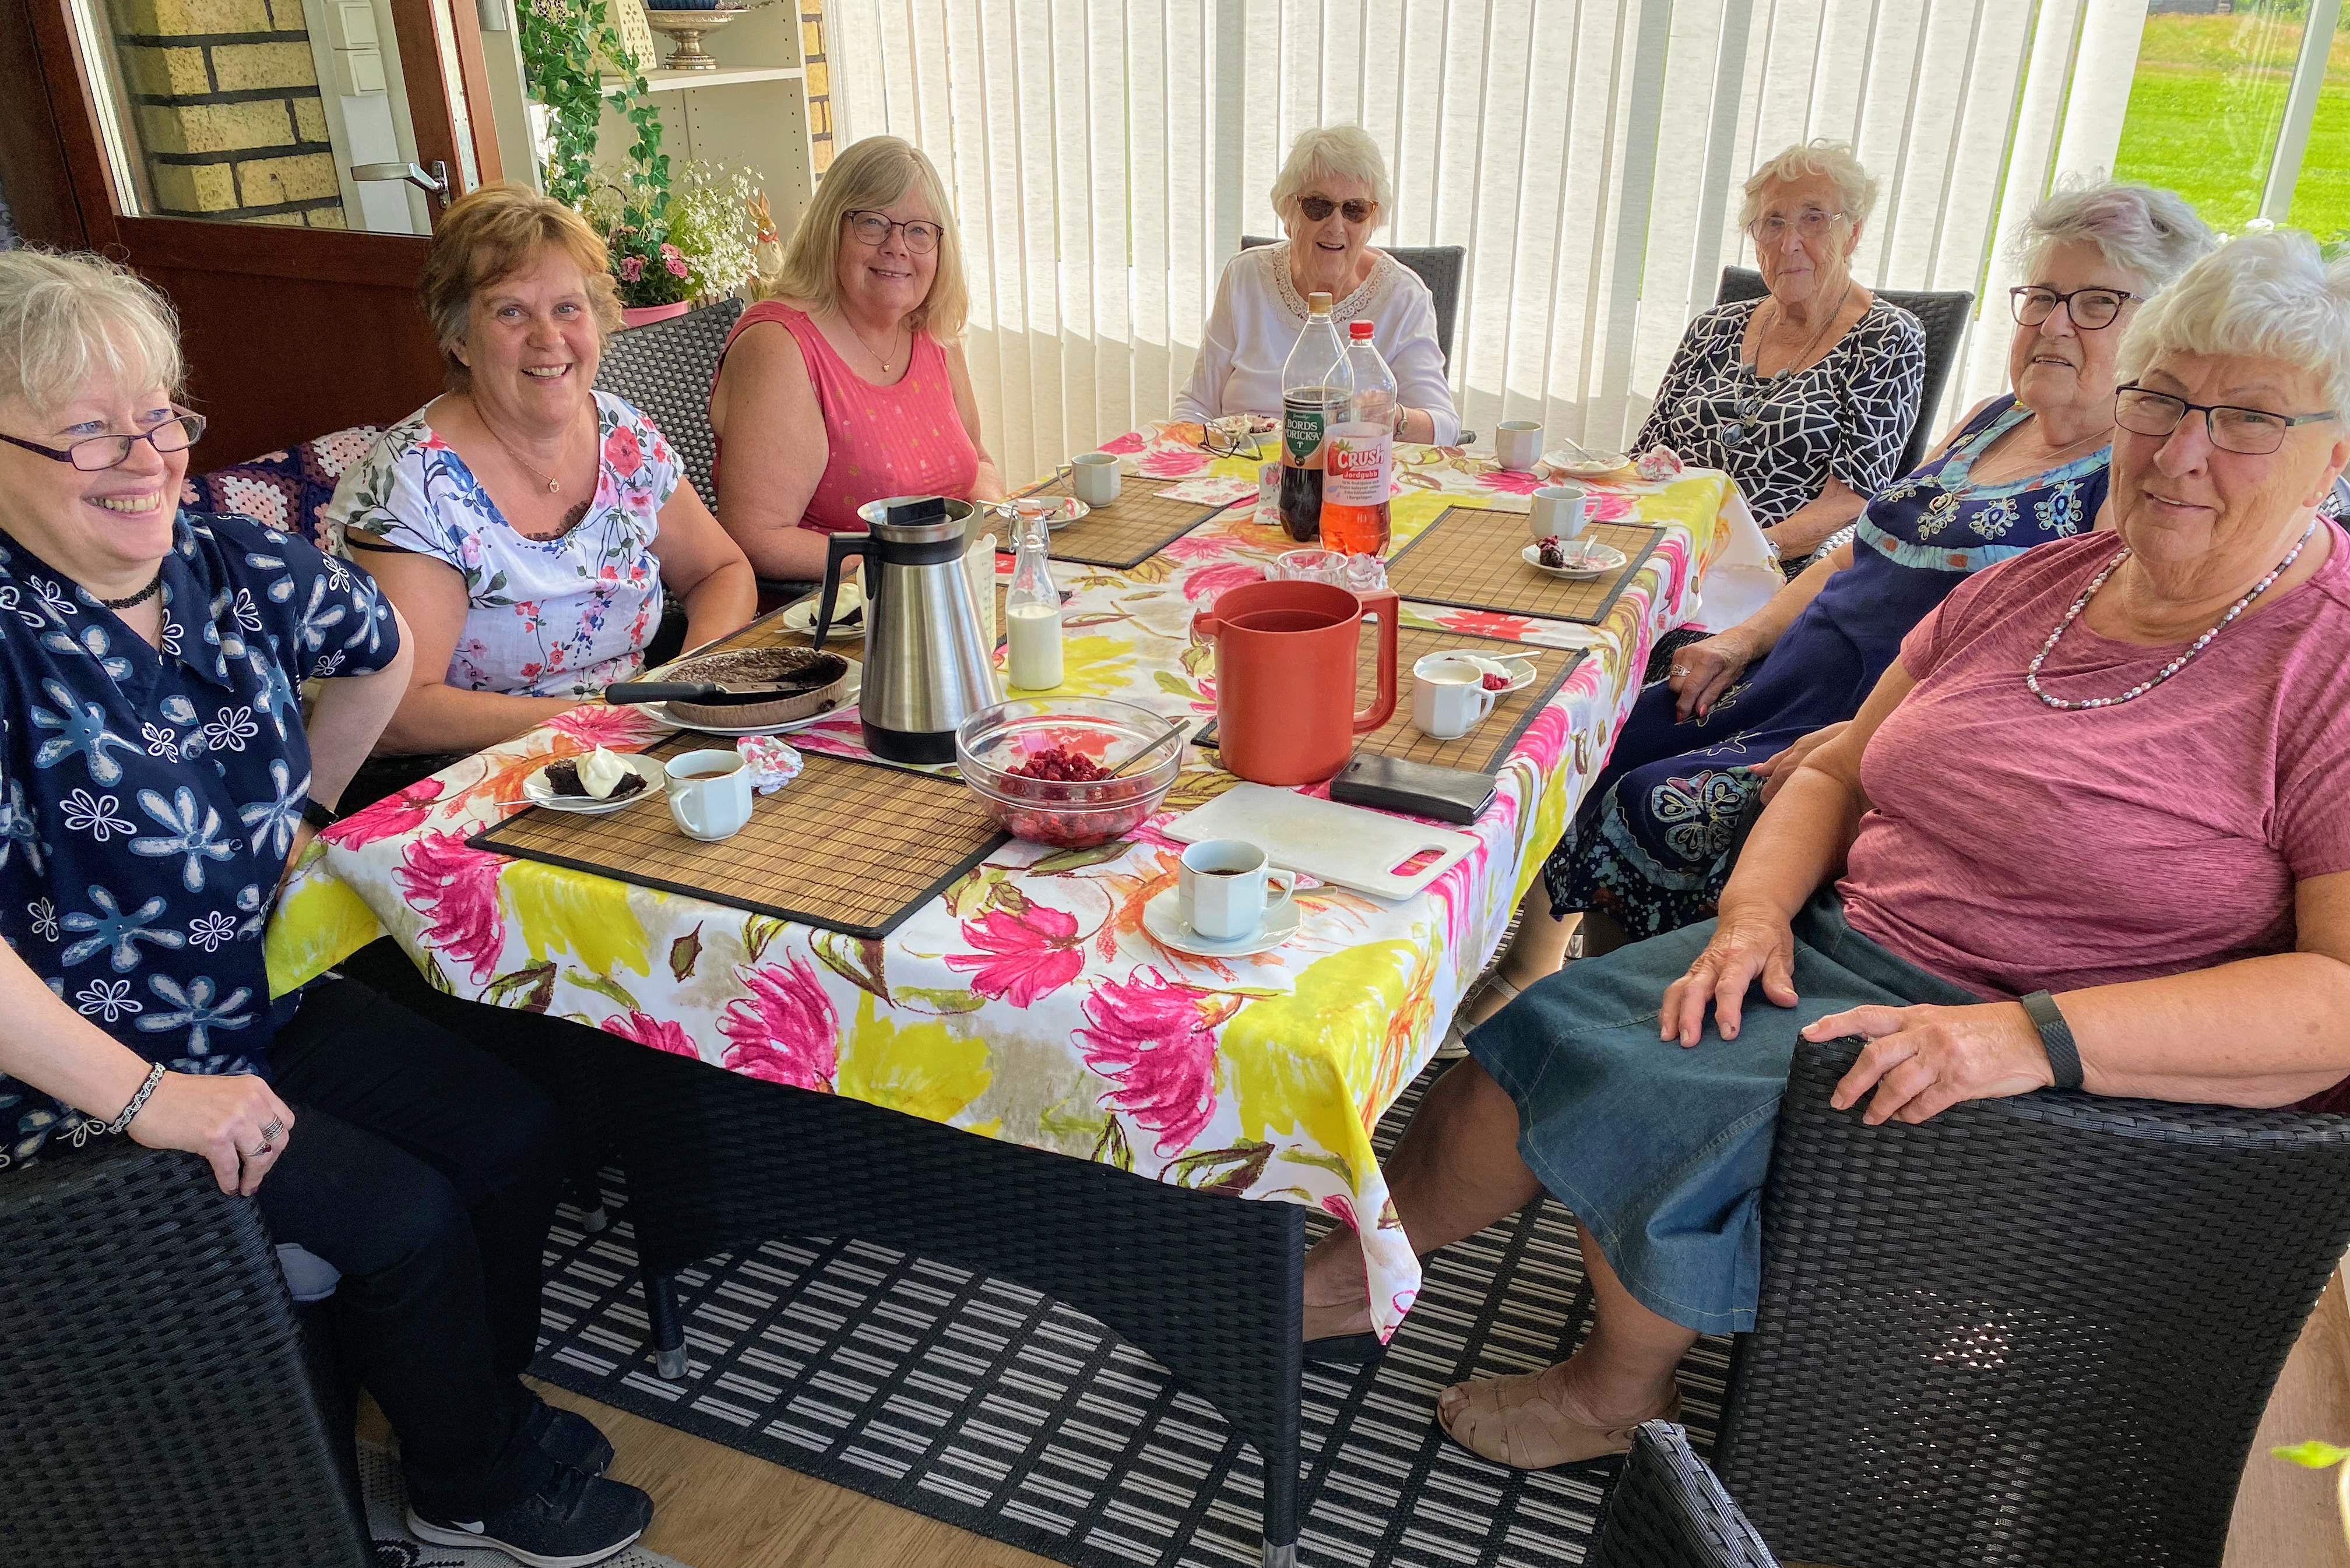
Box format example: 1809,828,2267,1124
1543,448,1631,480
1522,540,1628,581
779,590,864,636
523,754,667,813
1142,887,1302,957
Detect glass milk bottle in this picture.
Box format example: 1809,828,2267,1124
1004,503,1064,690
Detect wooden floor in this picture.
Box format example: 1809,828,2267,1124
367,1275,2350,1568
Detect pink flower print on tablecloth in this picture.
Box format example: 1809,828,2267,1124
547,703,658,749
1586,490,1635,524
327,777,446,849
1137,449,1211,480
602,1010,699,1057
1077,966,1221,1155
719,952,839,1089
1097,431,1148,456
1476,467,1547,497
1180,561,1267,602
395,830,506,982
946,903,1086,1007
1441,609,1542,641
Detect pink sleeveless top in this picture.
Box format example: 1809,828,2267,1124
716,301,981,534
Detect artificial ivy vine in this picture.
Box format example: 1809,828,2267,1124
518,0,670,231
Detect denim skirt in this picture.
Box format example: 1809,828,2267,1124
1464,892,1976,1334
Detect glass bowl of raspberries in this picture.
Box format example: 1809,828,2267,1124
955,698,1187,848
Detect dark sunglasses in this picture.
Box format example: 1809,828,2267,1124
1298,195,1377,224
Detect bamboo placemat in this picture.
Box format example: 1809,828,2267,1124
1385,507,1664,623
1195,625,1585,774
1007,473,1229,569
470,736,1008,939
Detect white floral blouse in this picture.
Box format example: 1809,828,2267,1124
322,392,680,698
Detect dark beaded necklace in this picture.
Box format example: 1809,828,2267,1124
97,570,163,611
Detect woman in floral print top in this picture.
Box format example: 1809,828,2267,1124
323,185,754,763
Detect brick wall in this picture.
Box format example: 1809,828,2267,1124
108,0,351,227
801,3,830,179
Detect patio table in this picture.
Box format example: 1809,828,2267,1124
266,422,1758,1564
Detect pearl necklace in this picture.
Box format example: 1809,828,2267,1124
2025,519,2317,711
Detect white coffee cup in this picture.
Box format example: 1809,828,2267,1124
1071,451,1122,506
1411,653,1499,740
666,749,754,841
1529,482,1589,542
1178,838,1299,942
1494,420,1544,472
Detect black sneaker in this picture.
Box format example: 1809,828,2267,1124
523,1395,616,1478
407,1463,653,1568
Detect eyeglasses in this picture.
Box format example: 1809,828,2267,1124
2011,286,2140,331
0,412,206,472
1749,209,1846,245
1298,195,1377,224
1201,418,1265,459
844,210,942,253
2114,384,2339,456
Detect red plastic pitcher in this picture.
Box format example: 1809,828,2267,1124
1193,580,1399,785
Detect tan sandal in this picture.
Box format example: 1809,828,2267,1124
1435,1370,1679,1468
1436,974,1524,1059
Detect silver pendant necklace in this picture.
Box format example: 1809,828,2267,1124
2025,519,2317,710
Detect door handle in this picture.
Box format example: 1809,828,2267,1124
350,160,451,209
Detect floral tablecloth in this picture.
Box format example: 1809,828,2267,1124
266,425,1751,1340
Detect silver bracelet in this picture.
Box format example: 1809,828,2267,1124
106,1061,168,1135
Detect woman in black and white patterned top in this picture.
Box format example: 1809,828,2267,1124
1634,141,1925,566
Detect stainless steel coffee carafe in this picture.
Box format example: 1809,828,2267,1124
811,496,1001,764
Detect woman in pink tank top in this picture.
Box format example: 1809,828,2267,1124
709,136,1002,580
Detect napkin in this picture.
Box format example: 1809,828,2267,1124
963,532,997,644
1155,475,1260,507
1635,445,1685,482
735,735,806,794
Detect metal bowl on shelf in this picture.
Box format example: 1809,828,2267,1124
639,5,744,70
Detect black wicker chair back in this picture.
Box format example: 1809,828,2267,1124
593,295,748,509
1240,235,1467,373
0,1140,371,1566
1714,266,1973,480
1716,1036,2350,1568
1589,1421,1778,1567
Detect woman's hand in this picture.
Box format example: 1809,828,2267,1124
1754,721,1850,806
128,1071,298,1196
1814,1000,2052,1126
1667,630,1756,723
1660,903,1800,1046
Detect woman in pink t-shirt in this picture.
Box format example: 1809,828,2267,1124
709,136,1003,581
1300,232,2350,1470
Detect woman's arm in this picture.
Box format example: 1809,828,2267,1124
0,940,298,1195
1823,872,2350,1123
307,604,414,803
1761,476,1869,559
944,343,1005,502
1659,659,1918,1045
1667,538,1858,720
647,485,757,652
358,548,575,755
709,322,837,581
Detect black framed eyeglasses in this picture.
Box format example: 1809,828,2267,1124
1749,209,1846,245
0,412,206,472
2011,286,2140,331
1200,417,1265,459
1298,195,1377,224
2115,384,2338,456
844,210,942,253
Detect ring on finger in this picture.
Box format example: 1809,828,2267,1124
260,1118,284,1143
245,1141,275,1160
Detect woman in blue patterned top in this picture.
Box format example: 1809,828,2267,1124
1454,185,2216,1033
0,251,655,1567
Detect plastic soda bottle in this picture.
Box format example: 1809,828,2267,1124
1278,292,1351,542
1321,320,1395,558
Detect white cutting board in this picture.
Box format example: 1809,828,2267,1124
1167,784,1479,902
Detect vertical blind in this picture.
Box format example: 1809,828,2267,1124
831,0,2144,484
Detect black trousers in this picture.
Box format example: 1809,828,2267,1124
255,977,566,1516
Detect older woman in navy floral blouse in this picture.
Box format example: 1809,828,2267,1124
0,251,653,1567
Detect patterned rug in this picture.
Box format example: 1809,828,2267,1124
529,1069,1733,1568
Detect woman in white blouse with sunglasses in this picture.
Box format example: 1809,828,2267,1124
1176,125,1460,446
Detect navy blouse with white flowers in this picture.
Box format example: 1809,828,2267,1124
0,509,400,1167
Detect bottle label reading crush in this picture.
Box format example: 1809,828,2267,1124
1322,422,1391,506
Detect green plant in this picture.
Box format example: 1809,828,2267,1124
518,0,669,232
663,161,765,298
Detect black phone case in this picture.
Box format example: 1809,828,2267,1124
1329,754,1498,824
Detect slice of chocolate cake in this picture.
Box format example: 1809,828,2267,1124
545,759,647,799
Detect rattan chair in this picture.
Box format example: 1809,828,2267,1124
0,1138,371,1566
1715,1035,2350,1568
593,295,747,510
1714,266,1973,482
1240,235,1468,373
1590,1422,1778,1568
